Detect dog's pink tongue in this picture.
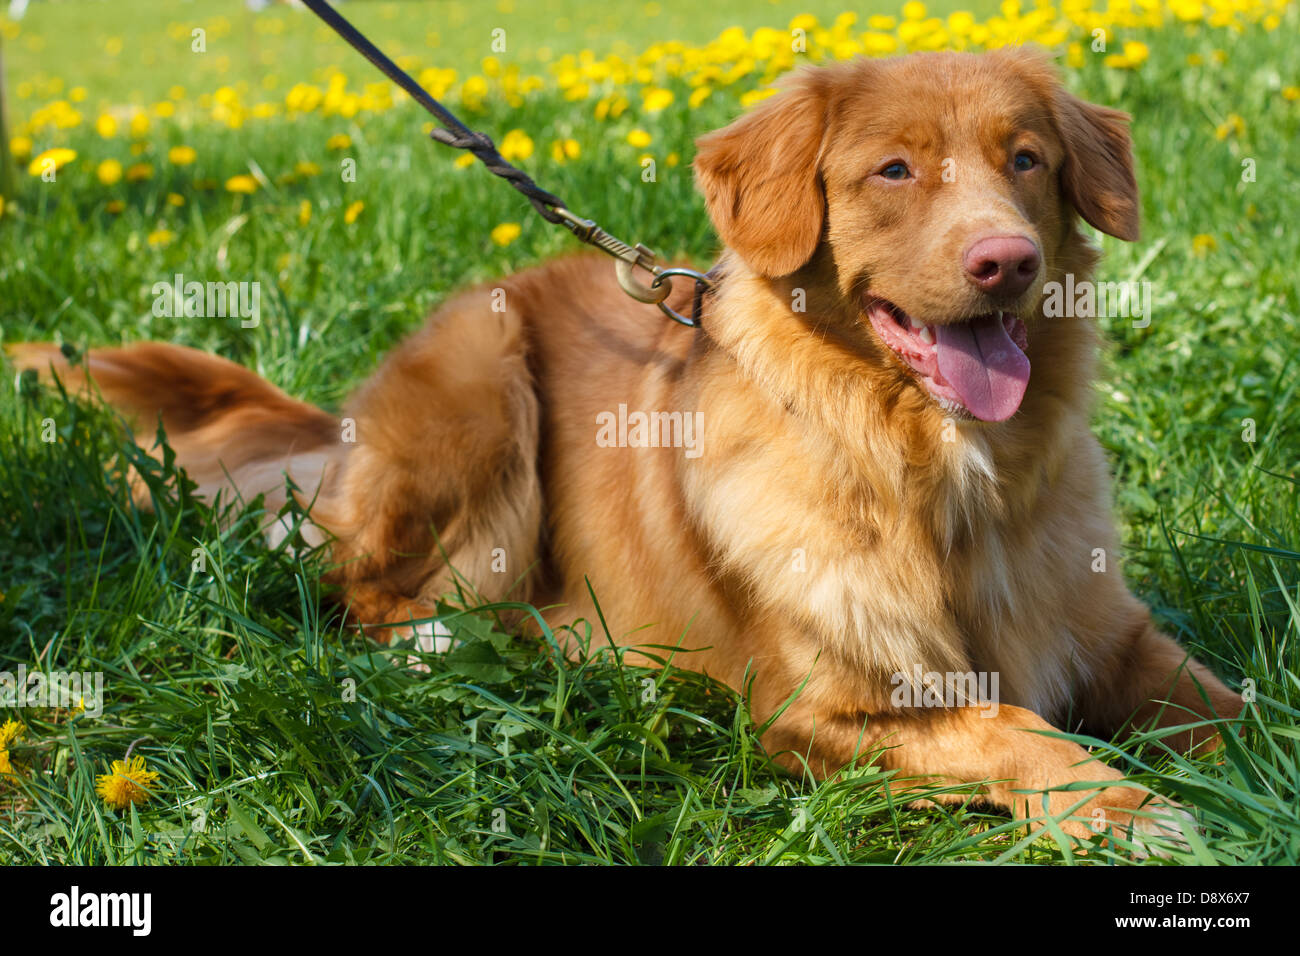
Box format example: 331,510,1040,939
934,316,1030,422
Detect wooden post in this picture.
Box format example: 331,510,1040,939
0,37,14,203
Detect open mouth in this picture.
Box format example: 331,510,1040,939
864,297,1031,423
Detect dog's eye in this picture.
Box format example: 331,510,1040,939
1013,152,1037,172
880,162,911,181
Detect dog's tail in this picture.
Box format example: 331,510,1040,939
7,343,345,542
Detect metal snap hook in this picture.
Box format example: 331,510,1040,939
615,244,671,305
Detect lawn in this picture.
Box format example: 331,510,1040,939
0,0,1297,864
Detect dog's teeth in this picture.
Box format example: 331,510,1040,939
919,327,934,344
909,315,925,330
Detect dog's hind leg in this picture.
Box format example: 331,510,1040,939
311,287,545,642
9,295,545,648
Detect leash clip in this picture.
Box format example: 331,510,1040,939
616,244,671,305
552,207,712,325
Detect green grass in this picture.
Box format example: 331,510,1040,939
1,1,1298,864
4,0,1001,114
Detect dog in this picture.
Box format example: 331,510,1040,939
11,46,1241,849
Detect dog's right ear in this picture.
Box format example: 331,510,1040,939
693,71,829,278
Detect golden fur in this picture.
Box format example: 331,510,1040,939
10,47,1240,847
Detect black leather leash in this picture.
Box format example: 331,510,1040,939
299,0,716,327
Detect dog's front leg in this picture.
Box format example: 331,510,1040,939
762,696,1188,846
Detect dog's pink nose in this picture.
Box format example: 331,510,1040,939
963,236,1040,297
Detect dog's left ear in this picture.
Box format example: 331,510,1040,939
693,70,828,277
1054,90,1141,241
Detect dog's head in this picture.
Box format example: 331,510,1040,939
693,47,1139,423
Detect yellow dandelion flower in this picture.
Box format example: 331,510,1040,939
167,193,185,207
95,755,160,810
453,153,475,169
96,158,123,186
642,87,674,112
740,87,778,108
343,200,365,224
948,11,976,35
225,174,258,194
0,720,24,777
326,133,352,151
862,32,899,56
1122,42,1150,66
689,86,712,110
1191,234,1217,257
626,129,652,148
27,147,77,176
168,145,197,165
105,199,126,214
1186,53,1203,67
491,221,521,246
550,138,580,162
0,720,21,747
129,112,150,138
147,228,175,247
294,160,321,177
10,135,33,160
1282,87,1300,102
1215,113,1245,140
96,114,118,138
298,200,312,226
499,129,534,161
126,162,154,182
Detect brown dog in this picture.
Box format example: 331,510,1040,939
12,46,1240,849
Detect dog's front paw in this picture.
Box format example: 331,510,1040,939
404,619,453,671
1123,801,1197,859
1086,788,1196,859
